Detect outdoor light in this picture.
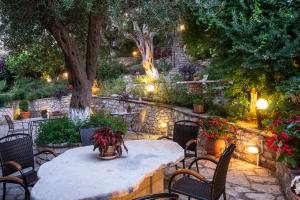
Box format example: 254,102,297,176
160,122,168,136
63,72,68,79
256,98,268,110
46,78,52,83
132,51,138,57
160,122,167,128
179,24,185,31
146,84,155,93
247,145,260,166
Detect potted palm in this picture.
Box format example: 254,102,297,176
19,100,30,119
201,117,237,155
193,95,205,114
92,127,128,159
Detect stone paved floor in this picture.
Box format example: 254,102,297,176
0,125,286,200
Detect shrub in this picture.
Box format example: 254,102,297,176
81,112,127,133
96,59,128,81
99,78,126,96
36,117,80,145
19,100,29,112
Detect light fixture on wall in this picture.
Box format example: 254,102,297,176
63,72,68,80
179,24,185,31
46,78,52,83
246,145,260,166
160,122,168,136
146,84,155,96
132,51,139,57
256,98,269,128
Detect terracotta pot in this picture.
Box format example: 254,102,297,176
194,77,200,81
20,112,30,119
193,104,204,114
205,138,226,156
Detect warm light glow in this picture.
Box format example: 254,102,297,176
132,51,139,57
247,146,259,154
63,72,68,79
46,78,52,83
160,122,168,128
179,24,185,31
146,84,155,93
256,98,268,110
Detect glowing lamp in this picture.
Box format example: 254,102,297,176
132,51,139,57
179,24,185,31
46,78,52,83
63,72,68,79
256,98,268,110
160,122,168,128
146,84,154,93
247,146,259,154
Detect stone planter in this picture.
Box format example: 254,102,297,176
205,138,226,156
36,143,80,164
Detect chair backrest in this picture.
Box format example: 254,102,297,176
173,120,199,151
4,115,14,129
79,127,100,146
0,134,34,176
211,144,236,199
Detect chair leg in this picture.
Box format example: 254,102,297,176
3,182,6,200
182,159,186,169
223,190,226,200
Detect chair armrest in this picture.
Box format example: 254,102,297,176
0,176,24,184
157,136,172,140
4,161,23,171
184,139,198,155
134,193,179,200
34,149,57,157
188,156,218,169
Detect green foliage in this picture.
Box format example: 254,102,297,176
19,100,29,112
96,59,128,81
81,112,127,133
99,78,126,96
36,117,80,145
276,76,300,103
127,64,145,75
0,80,6,92
192,94,204,105
156,60,172,74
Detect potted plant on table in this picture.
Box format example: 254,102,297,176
201,117,237,155
19,99,30,119
179,64,196,81
265,111,300,169
92,127,128,159
193,95,205,114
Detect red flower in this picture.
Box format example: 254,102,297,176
280,132,291,141
266,136,278,151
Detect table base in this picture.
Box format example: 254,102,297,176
110,169,164,200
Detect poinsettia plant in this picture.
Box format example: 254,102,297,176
265,111,300,168
201,117,237,140
91,127,128,157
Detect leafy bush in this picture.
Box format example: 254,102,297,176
99,78,126,96
127,64,145,75
36,117,80,145
0,80,6,92
156,60,172,74
96,59,128,81
19,100,29,112
81,112,127,133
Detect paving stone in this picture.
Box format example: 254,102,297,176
234,186,251,193
247,175,278,183
227,171,251,187
251,184,282,195
245,192,275,200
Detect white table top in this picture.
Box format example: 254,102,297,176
31,140,184,200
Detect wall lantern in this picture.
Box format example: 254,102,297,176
46,78,52,83
63,72,68,79
146,84,155,94
160,121,168,136
247,145,260,166
132,51,139,57
256,98,268,110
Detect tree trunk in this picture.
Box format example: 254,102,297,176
141,37,159,79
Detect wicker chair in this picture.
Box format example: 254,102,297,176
168,144,236,200
79,127,100,146
4,115,29,135
0,134,56,200
134,193,179,200
0,176,30,200
158,120,199,168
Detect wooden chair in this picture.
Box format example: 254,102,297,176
134,193,179,200
4,115,29,135
168,144,236,200
0,134,56,200
79,127,100,146
158,120,199,168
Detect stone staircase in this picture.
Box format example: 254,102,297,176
167,32,192,79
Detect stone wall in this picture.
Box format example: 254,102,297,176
276,162,300,200
25,96,276,170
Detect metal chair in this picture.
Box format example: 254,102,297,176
0,176,30,200
4,115,29,135
168,144,236,200
134,193,179,200
0,134,56,200
159,120,199,168
79,127,100,146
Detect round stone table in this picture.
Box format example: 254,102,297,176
31,139,184,200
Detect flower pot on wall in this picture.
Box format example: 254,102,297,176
205,138,226,156
20,111,30,119
193,104,204,114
